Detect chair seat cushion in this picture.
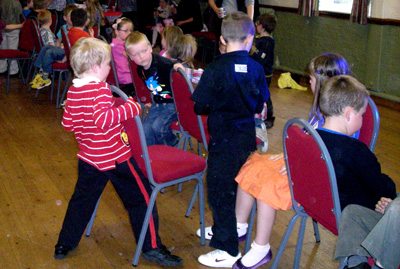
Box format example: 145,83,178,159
192,31,217,40
145,145,206,183
0,49,30,59
170,121,180,131
52,62,69,69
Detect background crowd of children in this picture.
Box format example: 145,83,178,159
1,1,399,268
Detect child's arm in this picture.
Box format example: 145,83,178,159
56,37,62,47
88,28,95,38
93,84,142,129
4,22,24,31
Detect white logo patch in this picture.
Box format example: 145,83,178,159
235,64,247,73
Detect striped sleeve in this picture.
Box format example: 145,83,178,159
93,84,141,129
61,105,74,131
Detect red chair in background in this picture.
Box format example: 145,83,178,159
128,60,152,121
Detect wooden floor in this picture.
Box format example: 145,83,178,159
0,71,399,269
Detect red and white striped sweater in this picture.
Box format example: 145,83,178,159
62,77,141,171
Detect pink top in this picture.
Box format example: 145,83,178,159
111,38,132,85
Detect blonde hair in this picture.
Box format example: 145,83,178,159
38,10,51,26
86,0,105,27
70,37,110,77
161,26,183,51
125,31,150,50
308,53,351,117
112,17,133,38
170,34,197,68
319,75,369,117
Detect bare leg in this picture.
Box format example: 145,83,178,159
254,199,276,245
235,186,256,223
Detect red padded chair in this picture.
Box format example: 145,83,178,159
170,67,209,154
266,118,341,268
358,96,379,152
85,86,206,266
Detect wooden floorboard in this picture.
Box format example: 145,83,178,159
0,71,399,268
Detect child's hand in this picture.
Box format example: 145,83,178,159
375,197,393,214
268,153,286,175
88,28,95,38
173,63,185,71
144,103,152,108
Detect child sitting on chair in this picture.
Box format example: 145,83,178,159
231,75,397,269
54,37,183,267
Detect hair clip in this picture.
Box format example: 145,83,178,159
317,71,328,78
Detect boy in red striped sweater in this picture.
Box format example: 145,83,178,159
55,37,183,267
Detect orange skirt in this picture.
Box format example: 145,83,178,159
235,153,292,210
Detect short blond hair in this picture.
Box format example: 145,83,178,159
125,31,150,51
38,10,51,26
70,38,111,77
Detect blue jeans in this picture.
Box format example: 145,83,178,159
143,102,178,146
34,45,65,74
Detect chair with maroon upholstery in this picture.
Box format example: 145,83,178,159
358,96,379,152
85,86,206,267
128,60,152,121
265,118,341,268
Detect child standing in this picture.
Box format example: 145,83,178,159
126,31,178,146
0,0,23,75
151,0,172,48
250,13,277,129
111,17,135,96
55,37,183,267
192,12,269,268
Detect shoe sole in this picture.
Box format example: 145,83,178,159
54,246,77,260
36,81,52,90
142,254,183,267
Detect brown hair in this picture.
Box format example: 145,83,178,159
170,34,197,68
86,0,105,27
319,75,369,117
33,0,47,10
308,53,351,117
38,10,51,26
112,17,133,38
161,26,183,51
221,11,255,43
63,4,78,17
257,13,277,34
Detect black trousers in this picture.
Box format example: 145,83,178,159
57,157,162,251
207,148,252,256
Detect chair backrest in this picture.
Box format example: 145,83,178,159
61,27,72,60
129,60,152,105
50,10,58,34
283,118,341,235
170,68,209,151
31,19,44,52
19,19,36,52
358,96,380,152
106,52,120,87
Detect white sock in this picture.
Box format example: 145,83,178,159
241,241,270,267
237,222,248,237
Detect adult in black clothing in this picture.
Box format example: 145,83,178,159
170,0,203,34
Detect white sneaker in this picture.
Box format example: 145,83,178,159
196,225,248,241
256,123,268,153
198,249,241,268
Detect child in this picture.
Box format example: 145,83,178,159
317,75,396,210
21,0,34,18
192,12,269,268
125,31,178,146
250,13,277,129
231,75,397,269
85,0,105,28
151,0,172,48
26,0,47,20
111,17,135,96
159,25,183,58
30,5,77,89
197,53,354,268
30,10,56,89
0,0,23,75
55,37,183,267
67,8,94,46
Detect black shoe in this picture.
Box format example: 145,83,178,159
54,244,77,259
264,116,275,129
142,246,183,267
344,262,371,269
